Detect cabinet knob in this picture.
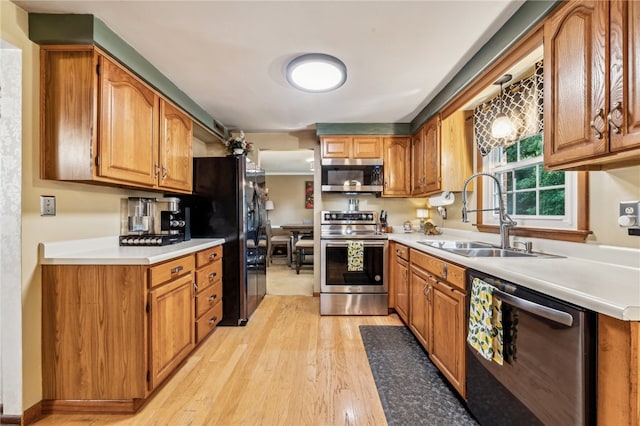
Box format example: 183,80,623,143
208,272,217,280
209,253,218,260
209,316,217,325
209,294,217,302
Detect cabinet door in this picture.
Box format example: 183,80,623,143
352,136,382,158
430,279,466,398
99,56,159,186
149,273,195,390
159,99,193,192
409,266,431,352
609,0,640,152
543,1,609,167
395,257,410,324
321,136,351,158
382,136,411,197
423,116,441,194
440,110,474,192
411,127,426,196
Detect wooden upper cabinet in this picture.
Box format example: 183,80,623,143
544,0,640,170
382,136,411,197
412,115,440,196
440,110,474,192
40,46,194,193
422,116,441,194
99,56,159,187
320,136,382,159
159,99,193,192
411,126,426,196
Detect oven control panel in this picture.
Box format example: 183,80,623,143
321,211,377,223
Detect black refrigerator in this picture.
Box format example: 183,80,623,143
180,156,267,326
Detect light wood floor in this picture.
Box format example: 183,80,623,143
34,296,403,426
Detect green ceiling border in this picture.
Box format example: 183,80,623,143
28,13,228,140
316,123,411,136
410,0,561,133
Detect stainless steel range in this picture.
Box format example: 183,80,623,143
320,210,389,315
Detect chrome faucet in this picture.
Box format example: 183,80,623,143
461,172,517,250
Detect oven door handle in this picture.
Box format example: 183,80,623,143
493,288,574,327
324,241,387,248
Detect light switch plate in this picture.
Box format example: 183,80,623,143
40,195,56,216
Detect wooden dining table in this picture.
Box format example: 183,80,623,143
280,224,314,268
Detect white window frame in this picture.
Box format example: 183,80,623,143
482,144,578,230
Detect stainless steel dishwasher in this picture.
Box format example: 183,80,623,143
466,269,596,426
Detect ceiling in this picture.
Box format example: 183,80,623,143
14,0,524,134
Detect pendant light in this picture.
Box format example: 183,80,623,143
491,74,516,139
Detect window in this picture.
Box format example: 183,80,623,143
482,133,579,230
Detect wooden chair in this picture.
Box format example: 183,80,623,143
266,221,291,266
295,238,314,274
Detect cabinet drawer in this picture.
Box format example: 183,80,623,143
394,243,409,261
196,301,223,343
196,246,223,268
195,280,222,319
410,249,465,291
195,260,222,291
149,255,195,288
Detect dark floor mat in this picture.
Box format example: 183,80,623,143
359,325,478,426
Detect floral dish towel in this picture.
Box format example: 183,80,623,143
347,240,364,272
467,278,504,365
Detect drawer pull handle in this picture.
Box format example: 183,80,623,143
209,316,218,325
209,252,218,260
209,294,217,302
590,108,604,139
171,265,184,274
442,263,448,280
208,272,217,280
607,102,622,134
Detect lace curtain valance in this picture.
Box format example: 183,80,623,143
474,61,543,156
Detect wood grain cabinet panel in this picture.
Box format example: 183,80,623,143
392,243,410,324
148,273,195,390
320,136,382,159
99,56,159,186
544,0,640,170
159,99,193,192
422,117,441,194
40,46,194,192
411,126,427,196
42,264,148,402
194,246,224,344
431,279,466,399
407,248,467,398
382,136,411,197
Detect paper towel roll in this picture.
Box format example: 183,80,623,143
428,191,455,207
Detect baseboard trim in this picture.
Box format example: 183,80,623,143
22,401,44,425
41,398,145,415
0,414,21,425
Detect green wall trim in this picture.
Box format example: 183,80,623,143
28,13,228,139
316,123,411,136
410,0,562,133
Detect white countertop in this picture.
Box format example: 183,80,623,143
39,237,225,266
388,230,640,321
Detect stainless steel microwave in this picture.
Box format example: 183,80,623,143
320,158,383,193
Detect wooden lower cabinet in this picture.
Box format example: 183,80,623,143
148,272,195,390
407,248,466,398
41,246,223,414
431,279,466,398
194,246,224,343
409,261,432,352
391,242,410,323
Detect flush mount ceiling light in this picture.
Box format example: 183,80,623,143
286,54,347,92
491,74,516,139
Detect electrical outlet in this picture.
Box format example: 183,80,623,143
40,195,56,216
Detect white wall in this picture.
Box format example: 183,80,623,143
0,39,23,418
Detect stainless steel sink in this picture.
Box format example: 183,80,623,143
447,248,535,257
418,240,495,250
417,240,563,258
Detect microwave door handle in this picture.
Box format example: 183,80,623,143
493,288,574,327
